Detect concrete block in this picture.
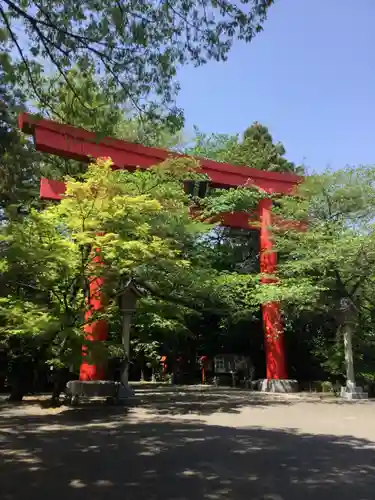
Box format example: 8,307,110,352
260,379,299,393
66,380,119,397
340,385,368,400
117,384,135,400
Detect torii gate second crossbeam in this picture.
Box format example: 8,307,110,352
19,112,302,388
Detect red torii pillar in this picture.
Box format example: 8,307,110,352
259,199,287,380
80,249,108,381
19,113,302,386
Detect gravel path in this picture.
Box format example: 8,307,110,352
1,388,375,500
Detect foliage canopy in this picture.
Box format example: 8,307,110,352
0,0,274,128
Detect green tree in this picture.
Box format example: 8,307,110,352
1,156,261,398
37,67,184,147
34,67,186,180
0,63,42,220
185,122,304,174
0,0,274,128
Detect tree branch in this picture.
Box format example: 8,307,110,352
0,5,66,122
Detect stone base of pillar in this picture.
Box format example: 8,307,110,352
340,385,368,400
66,380,120,405
117,383,135,400
260,379,299,393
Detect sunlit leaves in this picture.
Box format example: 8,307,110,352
1,0,274,127
200,185,266,218
0,297,57,337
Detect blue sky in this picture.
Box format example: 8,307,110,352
177,0,375,173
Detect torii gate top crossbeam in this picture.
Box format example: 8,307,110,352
19,113,302,197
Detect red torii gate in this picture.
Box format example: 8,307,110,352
19,112,302,385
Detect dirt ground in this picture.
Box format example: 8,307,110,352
1,387,375,500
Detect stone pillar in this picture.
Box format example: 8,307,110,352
118,281,142,398
120,308,132,386
259,198,291,388
79,251,108,381
343,324,355,391
339,299,368,399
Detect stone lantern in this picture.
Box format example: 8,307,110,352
118,279,143,398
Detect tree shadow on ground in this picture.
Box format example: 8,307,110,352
133,387,292,415
1,401,375,500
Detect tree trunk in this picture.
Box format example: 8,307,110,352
51,368,72,404
8,360,33,402
8,383,25,402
